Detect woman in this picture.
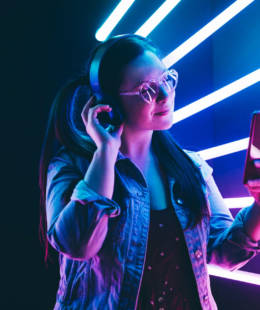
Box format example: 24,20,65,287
39,34,260,310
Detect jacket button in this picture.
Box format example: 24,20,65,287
203,294,209,302
194,249,202,259
176,198,183,205
158,296,164,303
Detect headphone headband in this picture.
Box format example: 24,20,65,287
89,34,139,99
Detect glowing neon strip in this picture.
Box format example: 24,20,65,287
197,138,249,160
224,197,255,208
162,0,255,67
95,0,135,41
135,0,181,37
208,265,260,285
173,69,260,124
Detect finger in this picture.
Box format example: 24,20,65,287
81,96,96,122
110,122,125,137
116,123,125,137
82,96,95,112
90,105,112,120
253,159,260,168
248,179,260,186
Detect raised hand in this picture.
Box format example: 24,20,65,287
81,96,125,152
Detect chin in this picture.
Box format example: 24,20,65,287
153,115,174,130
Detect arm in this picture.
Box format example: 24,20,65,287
46,146,121,261
206,174,260,271
186,151,260,271
243,160,260,242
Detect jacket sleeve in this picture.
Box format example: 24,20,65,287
189,151,260,271
45,147,121,260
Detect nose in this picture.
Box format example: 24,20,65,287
156,84,172,104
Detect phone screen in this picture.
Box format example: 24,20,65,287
243,111,260,185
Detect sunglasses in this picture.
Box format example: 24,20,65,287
119,69,178,104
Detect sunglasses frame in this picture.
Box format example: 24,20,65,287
119,68,178,104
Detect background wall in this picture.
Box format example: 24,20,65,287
2,0,259,308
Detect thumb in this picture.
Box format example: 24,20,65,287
253,159,260,169
113,122,125,138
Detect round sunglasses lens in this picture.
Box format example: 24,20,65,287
140,82,158,103
165,74,177,89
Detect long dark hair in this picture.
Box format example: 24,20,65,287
38,34,209,265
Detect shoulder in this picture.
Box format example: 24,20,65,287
183,149,213,182
48,142,95,175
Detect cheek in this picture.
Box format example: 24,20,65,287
121,99,152,122
129,106,152,123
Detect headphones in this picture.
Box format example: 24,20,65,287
88,34,138,127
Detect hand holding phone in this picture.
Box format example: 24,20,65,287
243,111,260,203
81,96,124,151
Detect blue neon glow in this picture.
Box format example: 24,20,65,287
173,69,260,124
208,265,260,285
95,0,135,42
224,197,255,208
135,0,181,37
163,0,255,67
198,138,249,160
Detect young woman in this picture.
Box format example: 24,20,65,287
39,34,260,310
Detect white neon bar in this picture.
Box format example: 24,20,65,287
162,0,255,67
95,0,135,41
197,138,249,160
173,69,260,124
208,265,260,285
135,0,181,37
224,197,255,208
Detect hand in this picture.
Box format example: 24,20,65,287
81,96,125,151
246,159,260,204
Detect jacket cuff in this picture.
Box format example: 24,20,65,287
226,225,260,252
70,179,121,218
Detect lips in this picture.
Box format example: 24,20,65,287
155,109,171,115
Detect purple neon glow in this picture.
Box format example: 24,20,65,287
224,197,255,208
208,265,260,285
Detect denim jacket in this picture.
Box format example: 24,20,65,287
46,141,260,310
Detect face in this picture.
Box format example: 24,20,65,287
118,50,176,131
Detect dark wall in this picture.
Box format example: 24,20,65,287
2,0,259,309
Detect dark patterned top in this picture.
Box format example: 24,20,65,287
136,206,202,310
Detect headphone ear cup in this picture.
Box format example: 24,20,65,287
108,101,124,126
96,95,124,127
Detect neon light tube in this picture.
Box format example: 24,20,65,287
173,69,260,124
163,0,255,67
95,0,135,42
135,0,181,37
208,265,260,285
197,138,249,160
224,197,255,208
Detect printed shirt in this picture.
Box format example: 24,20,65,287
136,206,202,310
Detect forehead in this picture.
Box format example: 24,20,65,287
120,50,167,90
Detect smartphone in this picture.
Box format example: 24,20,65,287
243,111,260,186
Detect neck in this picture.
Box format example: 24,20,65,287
119,126,154,164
